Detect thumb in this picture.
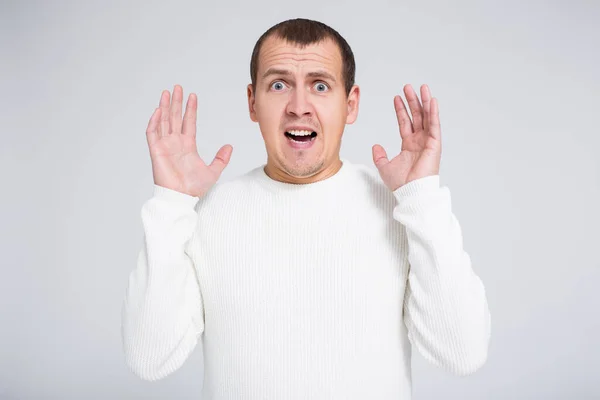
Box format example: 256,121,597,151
372,144,389,169
208,144,233,175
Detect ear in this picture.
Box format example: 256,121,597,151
247,84,258,122
345,85,360,124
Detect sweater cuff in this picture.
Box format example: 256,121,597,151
391,175,450,228
153,184,200,209
392,175,440,200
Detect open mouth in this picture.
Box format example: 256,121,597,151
284,130,317,142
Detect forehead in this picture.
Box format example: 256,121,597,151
257,35,343,79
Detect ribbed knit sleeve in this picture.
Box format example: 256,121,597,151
392,175,491,376
121,184,205,381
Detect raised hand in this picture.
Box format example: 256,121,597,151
372,84,442,191
146,85,233,197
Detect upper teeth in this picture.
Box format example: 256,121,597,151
288,130,313,136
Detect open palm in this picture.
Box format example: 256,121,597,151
146,85,233,197
372,84,442,191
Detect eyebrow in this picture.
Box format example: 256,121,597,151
261,68,337,83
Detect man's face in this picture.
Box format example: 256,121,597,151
247,35,359,182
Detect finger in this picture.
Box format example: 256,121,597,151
421,84,432,133
170,84,183,135
145,107,161,146
372,144,389,169
429,97,441,141
394,95,413,139
404,84,424,131
182,93,197,137
159,90,170,137
208,144,234,175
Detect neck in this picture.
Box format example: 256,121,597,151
264,158,343,184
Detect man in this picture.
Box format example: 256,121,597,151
122,18,491,399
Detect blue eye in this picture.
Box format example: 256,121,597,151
314,82,329,92
271,81,285,91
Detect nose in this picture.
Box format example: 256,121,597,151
285,88,312,117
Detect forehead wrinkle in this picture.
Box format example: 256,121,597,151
261,52,336,71
258,38,343,83
260,55,340,81
260,38,341,64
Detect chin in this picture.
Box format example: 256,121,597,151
280,157,325,178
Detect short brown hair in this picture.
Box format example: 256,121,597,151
250,18,356,96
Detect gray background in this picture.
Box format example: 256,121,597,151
2,0,599,398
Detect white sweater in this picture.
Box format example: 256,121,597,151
121,158,491,399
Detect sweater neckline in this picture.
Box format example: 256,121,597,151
253,158,351,193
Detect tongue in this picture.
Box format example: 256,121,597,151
286,132,313,142
291,135,311,142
